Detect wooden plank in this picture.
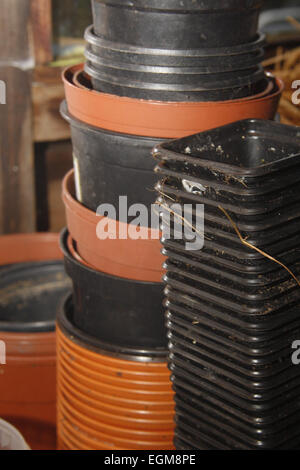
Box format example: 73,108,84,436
0,0,32,63
0,0,36,233
0,67,35,233
30,0,53,65
32,67,70,142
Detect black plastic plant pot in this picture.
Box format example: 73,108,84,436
174,410,300,449
92,0,262,49
57,294,168,362
173,385,300,431
163,270,300,316
156,178,300,216
170,363,300,411
163,251,300,290
174,399,300,447
164,260,300,301
168,337,299,384
158,194,300,248
85,25,265,68
154,119,300,181
93,1,262,11
172,372,300,442
161,221,300,268
172,378,300,427
154,149,300,201
60,229,167,350
0,261,71,333
165,288,300,334
166,311,300,363
88,75,263,102
166,298,300,347
164,267,300,314
158,195,300,250
158,193,300,236
172,383,300,430
86,61,265,102
162,238,300,276
60,101,162,214
85,46,265,87
162,217,300,261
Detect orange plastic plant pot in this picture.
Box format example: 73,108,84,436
59,374,173,420
62,170,165,283
0,233,61,265
58,364,173,412
57,325,175,450
63,64,283,139
0,332,56,450
0,233,61,450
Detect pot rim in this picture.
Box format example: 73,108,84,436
0,233,61,266
85,25,266,59
92,0,263,13
62,170,165,282
0,233,64,335
62,64,283,138
57,294,168,363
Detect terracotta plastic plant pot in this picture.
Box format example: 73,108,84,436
0,233,64,451
0,232,61,265
63,64,283,138
57,296,175,450
0,331,57,450
0,419,30,450
62,170,165,283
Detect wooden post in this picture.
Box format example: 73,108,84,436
30,0,53,65
0,0,36,233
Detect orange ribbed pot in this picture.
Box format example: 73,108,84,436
57,297,175,450
63,170,165,283
63,64,283,139
0,233,61,450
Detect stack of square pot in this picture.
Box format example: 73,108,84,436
154,119,300,449
59,0,284,450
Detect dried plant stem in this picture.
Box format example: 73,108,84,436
218,205,300,288
287,16,300,32
155,200,207,241
262,47,300,67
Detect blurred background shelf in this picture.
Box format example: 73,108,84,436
0,0,299,235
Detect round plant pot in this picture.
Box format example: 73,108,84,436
0,232,61,265
76,68,274,106
0,233,69,450
0,261,71,333
60,100,162,212
93,0,262,10
85,55,265,101
63,64,283,138
62,170,165,283
85,25,265,68
57,295,175,450
60,229,166,349
92,0,262,49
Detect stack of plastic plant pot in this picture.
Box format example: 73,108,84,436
153,119,300,450
60,0,284,451
0,233,71,450
58,231,175,450
86,0,267,101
